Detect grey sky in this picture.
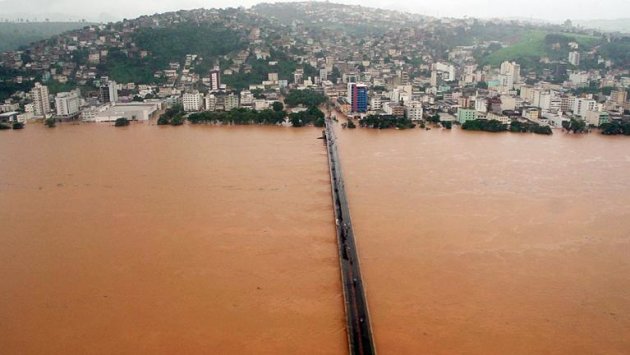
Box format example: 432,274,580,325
1,0,629,22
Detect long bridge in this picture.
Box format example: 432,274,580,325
324,118,376,355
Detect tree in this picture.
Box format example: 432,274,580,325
462,119,507,132
114,117,130,127
563,118,587,133
427,114,441,124
170,114,185,126
288,106,325,127
272,101,284,112
359,115,415,129
44,117,56,128
284,89,327,107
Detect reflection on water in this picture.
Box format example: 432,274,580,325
336,126,630,354
0,123,346,354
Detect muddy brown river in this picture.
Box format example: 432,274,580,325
2,122,630,354
0,123,346,354
335,126,630,354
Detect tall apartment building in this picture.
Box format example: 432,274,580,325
99,80,118,103
31,82,51,117
497,61,520,92
500,61,521,85
224,93,239,111
406,101,424,121
611,90,628,106
55,91,80,116
569,51,581,66
204,94,217,111
182,91,203,112
319,69,328,82
347,83,368,113
573,98,596,117
210,67,221,91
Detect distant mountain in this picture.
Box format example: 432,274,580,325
0,22,93,52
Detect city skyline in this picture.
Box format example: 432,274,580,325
1,0,629,22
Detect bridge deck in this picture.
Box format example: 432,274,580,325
324,120,376,355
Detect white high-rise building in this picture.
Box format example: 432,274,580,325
55,91,80,116
319,69,328,82
370,97,382,111
498,61,520,91
182,91,203,112
500,61,521,84
406,101,424,121
573,98,596,117
204,94,217,111
240,90,254,106
435,62,456,82
31,82,51,117
569,51,581,66
475,97,488,113
224,93,239,111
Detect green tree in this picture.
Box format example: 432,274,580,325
272,101,284,112
44,117,56,128
114,117,129,127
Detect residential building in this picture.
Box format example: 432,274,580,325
183,91,203,112
240,90,254,106
99,80,118,103
569,51,581,66
585,110,610,127
475,97,488,113
611,90,627,106
370,97,382,111
205,94,217,111
210,68,221,91
573,98,597,117
319,69,328,82
406,102,423,121
31,82,51,117
457,108,478,124
55,91,80,116
500,61,521,84
347,83,368,113
224,93,239,111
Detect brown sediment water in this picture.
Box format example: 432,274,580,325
334,125,630,354
0,123,346,354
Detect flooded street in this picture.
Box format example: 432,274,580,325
336,126,630,354
0,123,346,354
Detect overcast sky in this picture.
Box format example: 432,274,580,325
1,0,628,22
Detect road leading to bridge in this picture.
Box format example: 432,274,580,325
324,119,376,355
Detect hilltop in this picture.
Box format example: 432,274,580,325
0,21,93,52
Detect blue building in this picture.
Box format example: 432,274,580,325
348,83,368,113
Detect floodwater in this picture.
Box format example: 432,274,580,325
335,126,630,354
3,122,630,355
0,123,346,354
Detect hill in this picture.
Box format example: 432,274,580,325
0,22,93,52
1,2,629,102
480,30,602,68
